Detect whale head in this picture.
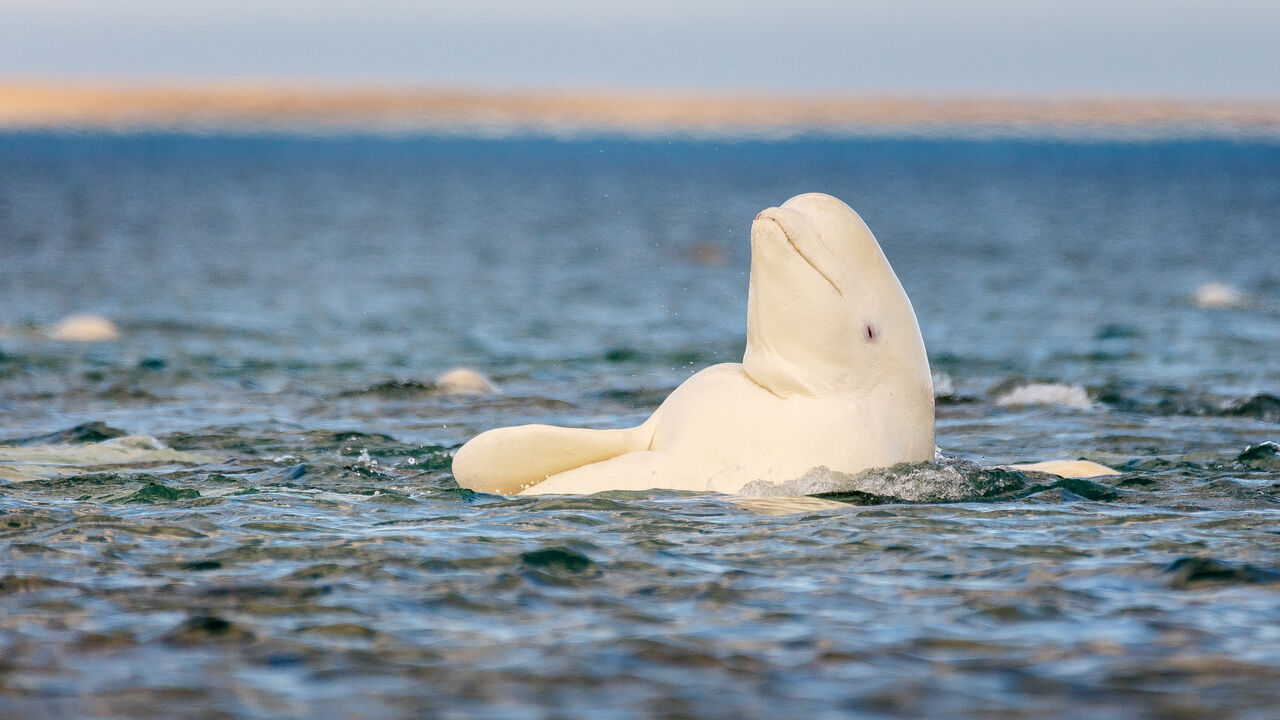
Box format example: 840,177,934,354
744,193,932,404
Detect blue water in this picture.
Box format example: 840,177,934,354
1,133,1279,718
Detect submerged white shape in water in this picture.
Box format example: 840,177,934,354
1006,459,1120,478
0,435,212,482
995,382,1094,410
433,367,499,395
47,314,120,342
1194,282,1247,309
453,193,936,495
731,495,853,515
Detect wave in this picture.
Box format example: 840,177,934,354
3,421,127,446
1165,556,1280,589
993,381,1094,410
0,426,213,482
934,374,1280,422
1094,387,1280,423
337,369,498,399
337,379,439,399
1238,442,1280,470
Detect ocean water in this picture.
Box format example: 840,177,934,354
1,133,1279,718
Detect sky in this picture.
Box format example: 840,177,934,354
2,0,1278,97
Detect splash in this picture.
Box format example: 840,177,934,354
739,457,1023,502
738,456,1125,504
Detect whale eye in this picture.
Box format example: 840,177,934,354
864,323,879,342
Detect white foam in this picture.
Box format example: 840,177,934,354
932,372,955,398
995,382,1094,410
738,458,1019,503
353,448,379,469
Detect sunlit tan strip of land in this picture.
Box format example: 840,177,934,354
2,82,1279,138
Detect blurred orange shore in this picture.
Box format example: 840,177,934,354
2,82,1279,137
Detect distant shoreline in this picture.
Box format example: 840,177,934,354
3,82,1279,139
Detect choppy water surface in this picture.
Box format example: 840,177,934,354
2,134,1279,718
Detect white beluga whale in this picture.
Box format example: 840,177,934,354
433,367,499,396
47,314,120,342
453,192,938,495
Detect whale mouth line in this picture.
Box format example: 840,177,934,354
762,216,844,297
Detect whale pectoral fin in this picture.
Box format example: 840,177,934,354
452,423,651,495
518,450,714,496
1007,460,1120,478
730,496,854,515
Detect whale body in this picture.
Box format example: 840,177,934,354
453,193,936,495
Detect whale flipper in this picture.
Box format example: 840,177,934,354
452,423,653,494
1007,460,1119,478
517,450,721,496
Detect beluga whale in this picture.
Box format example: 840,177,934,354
453,192,937,495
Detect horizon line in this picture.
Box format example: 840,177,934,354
4,80,1280,140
